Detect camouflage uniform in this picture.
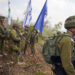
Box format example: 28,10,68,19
30,29,38,55
54,16,75,75
23,26,30,54
8,24,21,63
57,34,75,75
0,16,5,55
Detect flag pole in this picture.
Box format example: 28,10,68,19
8,0,11,25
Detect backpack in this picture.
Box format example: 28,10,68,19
42,34,71,64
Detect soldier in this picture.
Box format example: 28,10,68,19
23,25,30,55
30,29,38,56
8,24,21,64
53,16,75,75
0,16,6,56
57,31,62,36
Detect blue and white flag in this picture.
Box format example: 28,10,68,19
23,0,32,27
34,0,47,33
8,0,11,25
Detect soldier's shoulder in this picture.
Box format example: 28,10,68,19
11,29,15,32
60,36,72,43
10,29,16,34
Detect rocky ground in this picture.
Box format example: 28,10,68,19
0,44,54,75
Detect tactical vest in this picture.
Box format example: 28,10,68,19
24,31,29,40
42,33,72,64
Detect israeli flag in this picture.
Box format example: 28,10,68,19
23,0,32,27
8,0,11,25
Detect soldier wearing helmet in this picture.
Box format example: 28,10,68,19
0,16,5,25
52,16,75,75
13,23,19,29
57,31,62,36
65,16,75,29
0,16,6,55
30,28,38,56
8,23,21,64
23,25,30,55
25,25,29,31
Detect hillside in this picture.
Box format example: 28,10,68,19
0,44,54,75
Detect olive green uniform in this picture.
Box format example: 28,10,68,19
58,35,75,75
0,25,5,54
8,29,21,63
23,31,29,54
30,33,38,55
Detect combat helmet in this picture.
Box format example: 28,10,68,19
0,16,5,20
33,28,39,33
13,23,19,27
0,16,5,25
25,25,29,31
25,25,29,28
65,16,75,29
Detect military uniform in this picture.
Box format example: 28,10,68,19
8,24,21,63
53,16,75,75
57,33,75,75
0,25,5,54
23,30,30,54
30,29,38,55
0,16,5,55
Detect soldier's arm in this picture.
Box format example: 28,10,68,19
11,30,20,41
36,34,38,43
0,25,5,38
59,37,75,75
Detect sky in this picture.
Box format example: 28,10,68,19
0,0,75,31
